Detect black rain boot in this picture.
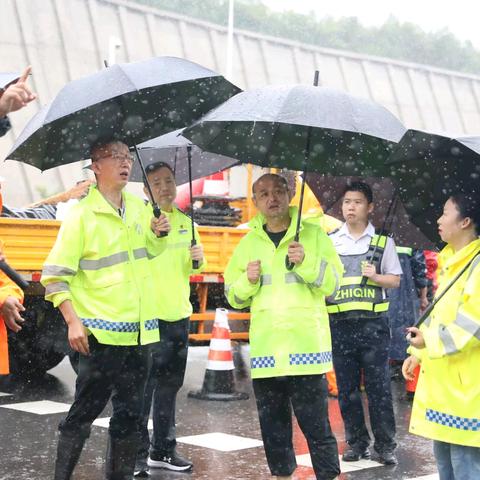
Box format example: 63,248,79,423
105,433,140,480
53,432,87,480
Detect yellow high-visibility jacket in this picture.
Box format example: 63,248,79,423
41,186,167,346
150,206,205,321
409,238,480,447
224,207,343,379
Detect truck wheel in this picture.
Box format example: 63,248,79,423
7,296,68,377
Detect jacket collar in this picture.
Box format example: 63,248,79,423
338,221,375,239
440,238,480,273
248,206,303,242
83,184,126,215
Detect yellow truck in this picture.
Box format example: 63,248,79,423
0,218,250,376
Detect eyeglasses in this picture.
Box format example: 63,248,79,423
96,153,135,163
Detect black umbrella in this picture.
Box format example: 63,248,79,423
184,79,405,268
129,129,240,185
6,57,240,170
131,129,240,268
6,56,240,234
183,83,405,173
387,129,480,245
307,174,436,250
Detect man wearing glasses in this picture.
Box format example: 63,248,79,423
41,139,171,480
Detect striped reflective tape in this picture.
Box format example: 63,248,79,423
327,301,389,314
426,408,480,431
43,265,77,276
45,282,70,295
79,251,129,270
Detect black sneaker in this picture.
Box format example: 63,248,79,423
342,447,371,462
134,457,150,477
147,451,193,472
377,451,398,465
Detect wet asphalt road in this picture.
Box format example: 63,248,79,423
0,346,438,480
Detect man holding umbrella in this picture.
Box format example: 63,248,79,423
135,161,205,476
225,173,342,480
41,139,171,480
326,181,402,465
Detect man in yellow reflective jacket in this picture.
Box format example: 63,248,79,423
225,173,342,480
135,162,205,476
404,192,480,480
41,139,170,480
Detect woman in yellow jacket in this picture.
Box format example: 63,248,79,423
403,192,480,480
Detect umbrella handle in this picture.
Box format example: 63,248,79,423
285,233,299,271
153,204,168,238
0,260,29,291
191,238,200,270
191,238,199,270
134,144,168,238
285,255,295,271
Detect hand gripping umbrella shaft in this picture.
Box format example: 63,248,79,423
0,260,29,290
360,193,398,286
133,144,168,238
187,145,199,270
285,70,319,271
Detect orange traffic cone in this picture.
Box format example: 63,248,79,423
188,308,249,401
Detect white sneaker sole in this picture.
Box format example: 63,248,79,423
133,468,150,477
147,458,193,472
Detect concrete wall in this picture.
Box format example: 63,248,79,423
2,0,480,205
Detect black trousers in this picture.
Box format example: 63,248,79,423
59,335,149,440
330,315,397,454
252,375,340,480
138,318,189,458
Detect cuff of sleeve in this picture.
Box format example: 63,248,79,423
48,292,72,309
191,258,206,275
148,230,168,256
293,253,320,284
234,272,260,301
407,345,424,362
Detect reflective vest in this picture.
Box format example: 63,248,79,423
224,207,343,379
326,234,389,316
396,246,413,256
150,206,205,321
41,186,167,346
409,239,480,447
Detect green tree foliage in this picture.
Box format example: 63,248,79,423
133,0,480,74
